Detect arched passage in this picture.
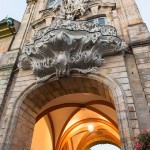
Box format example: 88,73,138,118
0,75,133,150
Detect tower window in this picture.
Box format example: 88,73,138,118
47,0,56,9
97,17,106,26
89,17,107,26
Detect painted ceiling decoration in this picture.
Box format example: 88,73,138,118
19,0,127,82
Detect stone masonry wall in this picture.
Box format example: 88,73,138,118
0,50,19,119
0,0,150,149
128,23,150,130
133,45,150,111
0,54,136,150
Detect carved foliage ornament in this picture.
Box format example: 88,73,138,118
19,19,127,82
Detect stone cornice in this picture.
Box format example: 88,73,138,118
129,39,150,48
0,18,20,39
26,0,37,4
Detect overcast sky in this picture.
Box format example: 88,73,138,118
0,0,149,150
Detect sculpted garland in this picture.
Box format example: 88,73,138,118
19,19,127,82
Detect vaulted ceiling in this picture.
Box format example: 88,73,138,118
31,92,121,150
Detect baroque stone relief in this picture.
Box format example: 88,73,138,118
45,0,116,20
31,0,115,29
19,19,127,82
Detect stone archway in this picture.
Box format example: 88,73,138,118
0,74,133,150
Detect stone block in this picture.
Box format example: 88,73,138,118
0,84,7,90
125,90,132,97
0,80,8,85
0,89,5,94
144,88,150,94
139,68,150,75
0,93,4,99
129,112,137,120
128,104,135,112
131,120,139,129
109,72,128,78
11,91,21,98
136,58,150,65
16,75,35,82
142,82,150,88
137,104,149,112
122,84,131,91
120,111,127,120
104,55,124,63
146,95,150,102
133,46,150,54
135,52,149,59
133,92,145,100
126,97,134,104
137,63,150,70
116,78,129,84
133,129,140,137
128,24,150,43
102,61,125,69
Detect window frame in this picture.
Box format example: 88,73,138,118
88,17,107,26
97,17,107,26
47,0,56,9
86,14,107,26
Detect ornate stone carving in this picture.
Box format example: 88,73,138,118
19,19,127,82
49,0,90,20
46,0,116,20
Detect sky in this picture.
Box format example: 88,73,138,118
0,0,150,150
91,144,120,150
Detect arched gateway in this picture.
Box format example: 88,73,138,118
0,0,150,150
1,74,132,150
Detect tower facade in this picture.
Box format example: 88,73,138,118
0,0,150,150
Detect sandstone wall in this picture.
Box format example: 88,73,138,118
0,0,150,149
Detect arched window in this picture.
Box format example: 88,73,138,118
47,0,56,9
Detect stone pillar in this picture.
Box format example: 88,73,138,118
126,11,150,131
0,0,38,149
0,0,37,119
119,0,142,25
125,53,150,131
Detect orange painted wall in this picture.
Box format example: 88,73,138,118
31,117,53,150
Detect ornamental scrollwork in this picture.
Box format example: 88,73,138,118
19,19,127,82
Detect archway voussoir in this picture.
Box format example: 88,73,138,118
2,74,133,150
